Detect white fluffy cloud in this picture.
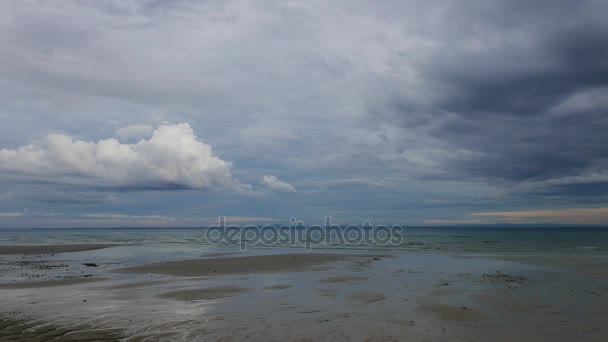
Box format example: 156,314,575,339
0,123,251,192
260,175,296,193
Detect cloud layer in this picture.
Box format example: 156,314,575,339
0,123,250,191
0,0,607,226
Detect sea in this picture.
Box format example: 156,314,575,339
1,227,607,255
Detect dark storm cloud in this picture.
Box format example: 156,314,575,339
432,24,608,116
532,182,608,198
381,0,608,184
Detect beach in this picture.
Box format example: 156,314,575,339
2,0,607,340
0,235,607,341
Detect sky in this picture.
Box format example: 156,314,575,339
0,0,607,228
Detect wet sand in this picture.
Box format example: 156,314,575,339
263,284,292,290
116,253,382,276
158,285,248,301
0,244,119,255
0,314,123,342
0,277,107,289
320,275,370,283
346,291,386,303
416,302,486,321
493,254,608,279
1,247,607,341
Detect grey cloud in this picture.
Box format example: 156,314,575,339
372,0,608,186
0,0,607,226
116,124,154,142
14,189,118,205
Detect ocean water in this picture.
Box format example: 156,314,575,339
1,227,607,255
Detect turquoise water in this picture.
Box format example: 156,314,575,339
1,228,607,254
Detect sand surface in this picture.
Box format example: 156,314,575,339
158,285,249,301
0,315,123,342
264,284,292,290
116,253,381,276
1,246,607,341
416,302,486,321
0,277,107,289
494,254,608,279
320,275,370,283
